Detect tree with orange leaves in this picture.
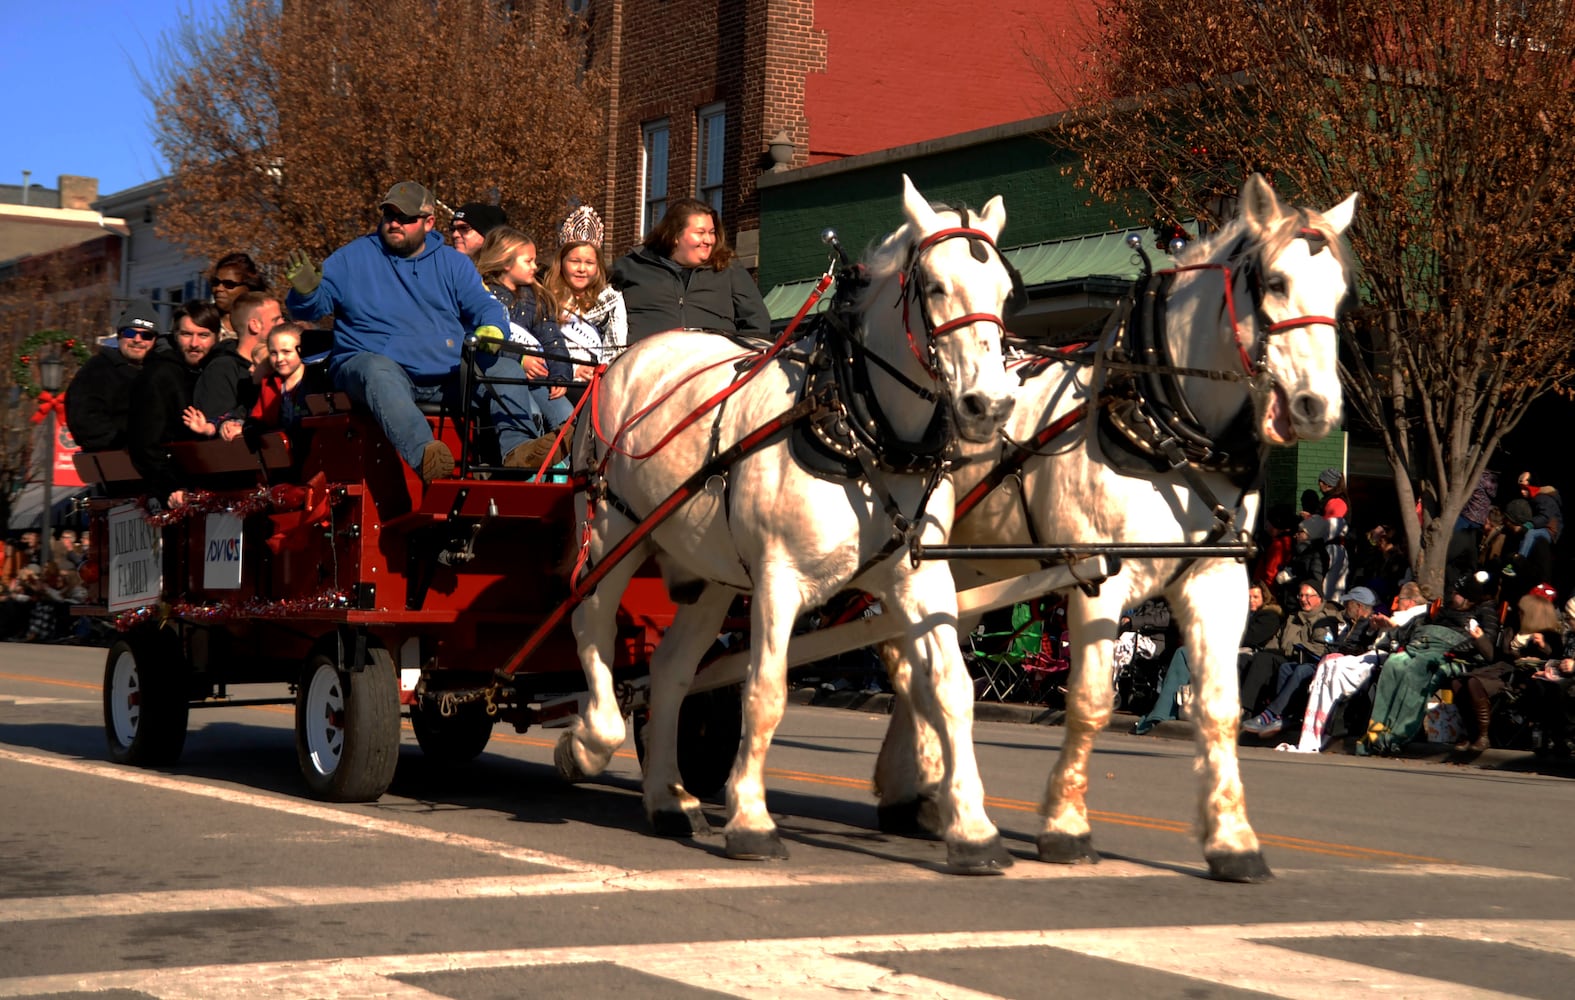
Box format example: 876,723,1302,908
146,0,607,277
1041,0,1575,595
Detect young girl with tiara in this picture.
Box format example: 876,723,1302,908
543,206,627,401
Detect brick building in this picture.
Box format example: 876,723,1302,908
590,0,1078,267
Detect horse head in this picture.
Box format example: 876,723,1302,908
860,176,1017,444
1173,174,1358,445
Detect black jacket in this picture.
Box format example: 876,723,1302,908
611,246,770,342
193,341,258,423
65,347,143,451
127,349,211,500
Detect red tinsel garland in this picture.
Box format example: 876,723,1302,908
111,590,354,632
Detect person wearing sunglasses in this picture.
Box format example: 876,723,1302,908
449,202,508,260
65,299,162,452
208,252,268,341
284,180,544,484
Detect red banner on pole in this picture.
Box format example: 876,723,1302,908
53,421,83,488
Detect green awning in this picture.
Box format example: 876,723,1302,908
764,225,1154,322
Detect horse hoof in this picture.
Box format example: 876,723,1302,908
947,835,1014,875
725,829,789,861
650,807,710,838
1207,850,1274,883
553,734,591,782
1037,832,1100,865
876,797,941,838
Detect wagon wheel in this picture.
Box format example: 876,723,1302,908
633,684,743,800
410,698,494,764
103,631,190,766
294,646,401,802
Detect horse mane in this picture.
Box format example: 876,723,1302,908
1177,203,1353,283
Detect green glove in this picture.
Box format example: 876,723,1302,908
285,250,321,296
474,325,505,355
1523,522,1535,532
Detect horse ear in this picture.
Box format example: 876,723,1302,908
901,174,942,232
977,194,1007,240
1238,173,1281,229
1322,192,1359,236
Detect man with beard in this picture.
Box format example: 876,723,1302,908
284,181,541,483
127,300,221,507
66,300,161,451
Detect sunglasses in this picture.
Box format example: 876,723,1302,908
119,329,158,341
212,279,247,290
451,223,474,235
382,208,430,226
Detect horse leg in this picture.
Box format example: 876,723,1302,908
888,568,1010,874
722,573,798,862
872,641,945,837
557,534,646,782
641,586,734,837
1172,567,1272,882
1037,594,1116,865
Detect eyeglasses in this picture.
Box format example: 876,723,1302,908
450,223,474,236
118,329,158,341
212,279,247,290
382,208,430,226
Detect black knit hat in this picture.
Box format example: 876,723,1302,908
116,299,161,336
453,202,508,236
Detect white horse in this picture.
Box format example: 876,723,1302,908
560,176,1020,872
874,175,1358,881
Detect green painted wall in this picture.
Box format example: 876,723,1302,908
1265,433,1349,517
757,135,1128,288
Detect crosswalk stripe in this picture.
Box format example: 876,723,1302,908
0,919,1569,999
0,860,1551,925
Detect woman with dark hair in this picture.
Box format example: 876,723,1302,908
611,198,770,343
208,252,269,341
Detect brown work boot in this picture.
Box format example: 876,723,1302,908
420,440,455,483
503,433,561,471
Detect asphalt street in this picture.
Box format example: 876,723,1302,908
2,641,1572,999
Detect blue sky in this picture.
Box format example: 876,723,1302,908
4,0,222,199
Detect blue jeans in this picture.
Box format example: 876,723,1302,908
532,387,575,429
1519,526,1553,559
1267,660,1318,716
333,352,544,470
1138,648,1190,726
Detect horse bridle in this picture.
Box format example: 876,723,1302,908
896,214,1012,381
1159,219,1339,380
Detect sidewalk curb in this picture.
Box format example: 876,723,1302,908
793,685,1574,777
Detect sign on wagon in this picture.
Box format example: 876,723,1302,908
106,503,161,612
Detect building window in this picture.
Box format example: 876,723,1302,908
642,119,670,234
696,103,726,212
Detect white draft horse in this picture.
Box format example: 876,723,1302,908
560,176,1021,872
874,175,1358,881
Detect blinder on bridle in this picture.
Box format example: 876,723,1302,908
898,207,1013,377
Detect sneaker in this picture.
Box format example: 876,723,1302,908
420,440,455,484
1131,718,1159,736
1241,710,1282,737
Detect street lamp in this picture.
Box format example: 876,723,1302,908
38,353,64,560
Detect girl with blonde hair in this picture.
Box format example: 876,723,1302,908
543,206,627,393
474,226,573,429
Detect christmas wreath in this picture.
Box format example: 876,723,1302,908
12,328,93,397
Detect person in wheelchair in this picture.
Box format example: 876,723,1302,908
284,181,546,484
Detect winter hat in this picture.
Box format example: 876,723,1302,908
1343,586,1378,608
1300,516,1331,541
116,299,161,336
1454,569,1492,604
558,205,605,248
453,202,508,236
1505,498,1534,525
1530,582,1558,604
1317,467,1342,488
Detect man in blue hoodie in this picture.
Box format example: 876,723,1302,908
285,181,544,483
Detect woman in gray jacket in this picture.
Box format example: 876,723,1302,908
612,198,770,343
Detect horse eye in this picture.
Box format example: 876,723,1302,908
1265,275,1288,295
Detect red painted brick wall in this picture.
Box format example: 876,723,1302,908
802,1,1089,163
